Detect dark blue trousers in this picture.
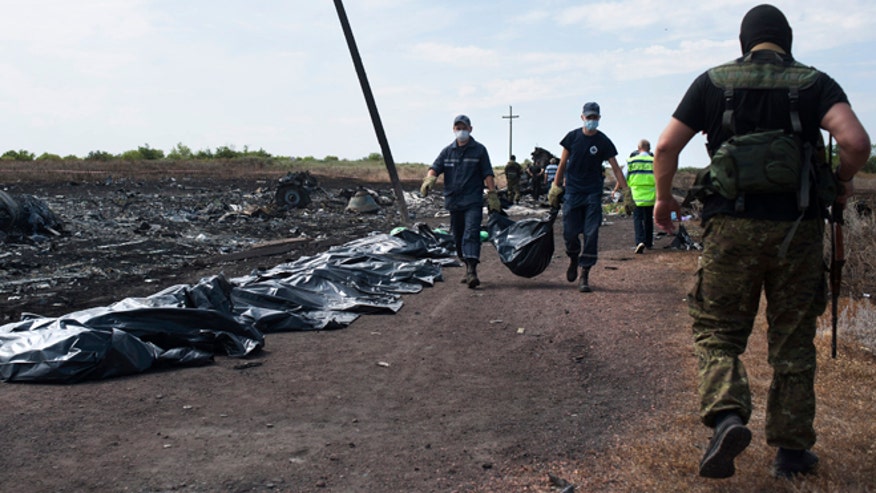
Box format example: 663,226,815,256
562,192,602,268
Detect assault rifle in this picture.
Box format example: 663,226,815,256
828,135,845,359
830,199,844,359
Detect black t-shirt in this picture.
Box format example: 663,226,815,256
673,50,849,221
559,129,618,196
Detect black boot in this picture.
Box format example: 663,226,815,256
772,448,818,479
566,255,578,282
465,259,480,289
699,412,751,479
577,267,592,293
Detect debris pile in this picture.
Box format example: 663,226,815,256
0,191,63,242
0,175,413,324
0,174,551,327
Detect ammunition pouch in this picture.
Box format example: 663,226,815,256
709,130,802,200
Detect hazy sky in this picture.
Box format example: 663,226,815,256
1,1,873,168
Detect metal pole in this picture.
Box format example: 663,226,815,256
502,106,519,159
333,0,410,226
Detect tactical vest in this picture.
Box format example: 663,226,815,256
696,52,837,212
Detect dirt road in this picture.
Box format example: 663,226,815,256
0,174,694,491
3,172,873,493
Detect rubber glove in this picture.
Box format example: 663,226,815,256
486,190,501,213
547,183,564,208
420,175,437,197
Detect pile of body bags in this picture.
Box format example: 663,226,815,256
0,212,558,384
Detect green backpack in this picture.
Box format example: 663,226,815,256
709,129,801,200
694,53,837,211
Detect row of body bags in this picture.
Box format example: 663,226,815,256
0,212,558,383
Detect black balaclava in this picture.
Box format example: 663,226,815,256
739,4,793,55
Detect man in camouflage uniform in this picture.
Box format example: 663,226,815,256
504,155,522,204
652,4,870,480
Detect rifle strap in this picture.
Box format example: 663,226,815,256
778,211,804,259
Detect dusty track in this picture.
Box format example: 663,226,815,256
2,170,874,492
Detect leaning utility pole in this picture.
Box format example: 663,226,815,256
333,0,410,226
502,106,519,160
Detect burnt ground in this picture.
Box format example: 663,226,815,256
0,174,418,323
0,171,831,492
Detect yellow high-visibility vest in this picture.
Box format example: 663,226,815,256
626,153,655,206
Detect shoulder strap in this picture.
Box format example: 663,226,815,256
708,53,820,91
708,54,819,136
722,87,735,134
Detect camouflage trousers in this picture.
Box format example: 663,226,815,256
688,216,827,450
507,178,521,203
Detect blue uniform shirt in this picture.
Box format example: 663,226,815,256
430,137,494,211
559,129,618,197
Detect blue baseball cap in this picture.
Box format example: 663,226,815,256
453,114,471,126
582,102,600,117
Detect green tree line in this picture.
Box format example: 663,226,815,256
0,144,387,163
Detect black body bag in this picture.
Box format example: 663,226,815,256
486,209,558,278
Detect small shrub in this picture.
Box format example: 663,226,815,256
167,143,193,160
836,197,876,299
63,155,81,161
324,155,339,162
138,144,165,160
239,146,271,158
366,152,383,161
87,150,114,161
120,150,144,161
194,148,214,160
214,146,239,159
1,149,35,161
36,152,63,161
818,299,876,354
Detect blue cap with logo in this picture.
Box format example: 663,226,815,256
453,114,471,126
582,102,600,117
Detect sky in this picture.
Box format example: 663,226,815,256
1,0,874,169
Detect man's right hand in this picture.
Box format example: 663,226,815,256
420,175,437,197
547,184,564,208
653,198,681,234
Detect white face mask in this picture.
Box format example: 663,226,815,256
454,129,471,142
